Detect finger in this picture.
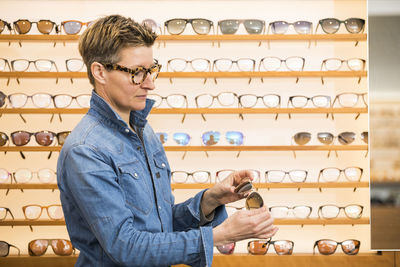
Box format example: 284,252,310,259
248,207,272,221
256,226,279,239
244,206,268,217
252,217,275,233
233,169,254,185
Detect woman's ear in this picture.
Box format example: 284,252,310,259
91,62,107,85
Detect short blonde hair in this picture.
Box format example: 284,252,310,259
79,15,157,86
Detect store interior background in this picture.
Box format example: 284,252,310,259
369,0,400,250
0,0,374,261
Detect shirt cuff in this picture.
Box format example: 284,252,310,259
199,207,215,226
199,226,214,267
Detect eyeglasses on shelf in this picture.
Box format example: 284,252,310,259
29,239,75,256
313,239,360,255
0,241,20,257
248,239,294,255
164,18,214,35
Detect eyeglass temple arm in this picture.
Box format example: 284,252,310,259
331,96,338,120
287,99,292,119
290,136,297,159
266,24,271,49
10,244,21,255
317,171,323,192
313,242,318,255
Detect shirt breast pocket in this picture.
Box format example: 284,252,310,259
153,150,173,204
118,161,153,215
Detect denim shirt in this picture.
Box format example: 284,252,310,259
57,90,227,267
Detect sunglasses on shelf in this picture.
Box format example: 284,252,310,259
29,239,75,256
318,204,364,219
265,169,308,183
11,130,56,147
268,20,313,34
61,20,93,35
318,167,363,182
202,131,244,146
218,19,265,35
216,242,236,255
0,132,9,147
103,61,162,86
316,18,365,34
164,18,214,35
269,205,312,219
0,20,12,34
313,239,360,255
156,132,191,146
292,131,367,146
13,19,58,34
22,204,64,220
0,241,20,257
171,170,212,183
0,207,14,221
0,91,6,107
248,239,294,255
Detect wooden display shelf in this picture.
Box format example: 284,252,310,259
0,145,368,152
0,33,367,42
0,71,367,79
0,107,368,115
0,252,396,267
0,182,369,190
0,218,369,226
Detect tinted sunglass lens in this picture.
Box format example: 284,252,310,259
338,132,355,145
345,18,365,33
173,133,190,146
217,242,235,255
317,240,337,255
0,21,5,33
35,131,55,146
51,239,73,256
37,20,54,34
294,132,311,145
270,21,288,34
142,19,159,33
0,132,8,146
166,19,186,35
361,131,368,144
273,240,294,255
192,19,211,35
219,20,239,34
320,18,340,34
156,132,168,144
57,131,70,146
11,131,31,146
0,241,8,256
243,20,264,34
63,21,82,34
248,240,268,255
294,21,312,34
341,240,360,255
225,131,243,145
202,131,221,146
15,20,31,34
29,239,48,256
0,91,5,107
245,192,264,210
317,132,334,145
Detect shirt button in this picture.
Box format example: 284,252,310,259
125,128,129,133
161,163,166,168
158,206,162,210
134,173,138,177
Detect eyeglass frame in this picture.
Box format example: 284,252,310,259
22,204,63,220
315,18,365,34
313,239,360,255
10,59,59,72
247,239,294,255
318,167,364,183
320,58,366,72
171,170,212,184
103,61,161,85
318,204,364,219
267,20,313,35
217,19,266,35
268,205,313,218
167,58,211,72
60,20,92,35
0,20,12,34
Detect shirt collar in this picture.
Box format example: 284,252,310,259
89,90,155,128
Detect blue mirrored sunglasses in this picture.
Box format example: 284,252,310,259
226,131,244,145
173,133,191,146
202,131,221,146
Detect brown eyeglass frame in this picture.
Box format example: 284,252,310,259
313,239,360,255
61,20,92,35
247,239,294,255
13,19,59,34
22,204,63,220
